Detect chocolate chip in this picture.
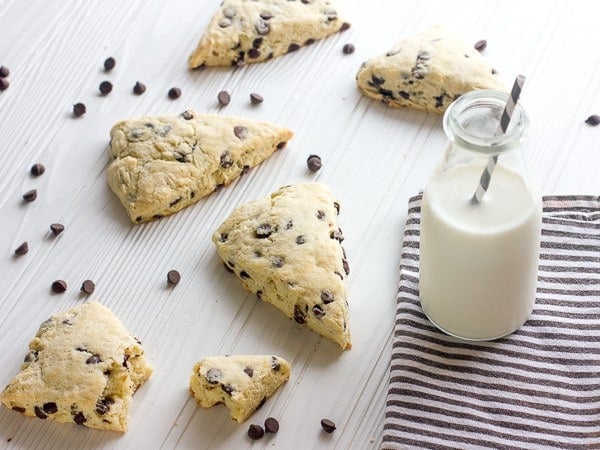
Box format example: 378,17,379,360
167,270,181,285
585,114,600,126
206,368,222,384
276,141,287,149
86,354,101,364
307,154,322,172
241,165,250,175
218,90,231,105
247,48,260,59
417,51,430,61
252,37,264,49
341,22,351,31
24,350,38,363
324,10,338,21
244,366,254,377
333,202,340,214
272,256,284,268
123,354,130,368
296,235,306,245
330,229,344,242
321,418,336,433
133,81,146,95
95,398,114,415
321,290,334,303
73,411,86,425
370,75,385,86
34,406,47,419
218,17,232,28
219,233,228,242
223,262,234,273
51,280,67,293
259,11,272,20
50,223,65,236
221,383,235,395
491,68,498,75
343,258,350,275
256,223,273,238
305,38,315,46
264,417,279,433
12,406,26,413
294,304,307,324
313,304,325,318
168,87,181,99
220,151,233,169
14,242,28,256
256,290,263,299
222,6,236,18
271,356,280,371
287,43,301,53
23,189,37,202
73,102,86,117
399,91,410,100
342,43,355,54
234,125,248,139
0,65,9,77
285,220,293,230
379,87,394,98
248,424,265,440
240,270,250,279
250,93,264,104
255,19,270,35
474,39,487,51
316,210,325,220
99,80,113,95
30,163,45,177
43,402,58,414
0,78,9,91
81,279,95,295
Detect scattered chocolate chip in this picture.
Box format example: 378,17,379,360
287,43,301,53
296,235,306,245
219,17,232,28
168,87,181,99
51,280,67,293
122,354,130,368
259,11,272,20
95,398,114,415
313,304,326,318
80,279,95,295
223,262,234,273
24,350,38,363
307,154,322,172
330,229,344,242
341,22,351,31
417,51,430,61
256,223,273,238
49,223,65,236
133,81,146,95
0,78,9,91
221,383,235,395
343,258,350,275
220,151,234,169
0,65,9,77
43,402,58,414
240,270,250,279
371,75,385,86
255,19,270,35
342,43,355,54
285,220,293,230
167,269,181,285
270,356,280,371
22,189,37,202
34,406,48,420
276,141,287,149
585,114,600,126
321,418,336,433
250,93,264,104
248,424,265,440
99,80,113,95
103,57,116,71
272,256,284,268
264,417,279,434
14,242,28,256
30,163,45,177
333,202,340,214
399,91,410,100
206,368,222,384
234,125,248,139
491,68,498,75
316,210,325,220
256,290,263,299
247,48,260,59
73,411,86,425
241,165,250,175
294,304,307,324
244,366,254,377
305,38,315,46
321,290,334,303
218,90,231,105
73,102,86,117
12,406,26,413
474,39,487,51
223,6,236,18
219,233,228,243
324,10,338,21
86,354,101,364
253,37,264,48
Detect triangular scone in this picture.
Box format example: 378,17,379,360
189,355,290,422
356,25,506,113
0,302,152,432
107,111,293,223
212,182,351,350
188,0,350,68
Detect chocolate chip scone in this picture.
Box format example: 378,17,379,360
188,0,350,68
0,302,152,432
107,110,293,223
212,182,351,350
356,25,506,113
189,355,290,423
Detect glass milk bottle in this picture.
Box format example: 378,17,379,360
419,89,542,341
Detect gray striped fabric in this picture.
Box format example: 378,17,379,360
382,194,600,450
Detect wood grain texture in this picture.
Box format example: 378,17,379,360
0,0,599,449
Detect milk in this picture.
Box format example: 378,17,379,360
419,162,542,340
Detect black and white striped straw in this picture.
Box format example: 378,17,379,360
471,74,526,205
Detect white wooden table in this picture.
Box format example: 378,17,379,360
1,1,598,448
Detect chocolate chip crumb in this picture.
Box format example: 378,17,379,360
14,242,28,256
474,39,487,51
585,114,600,126
167,269,181,285
51,280,67,293
321,418,336,433
103,57,116,71
30,163,45,177
133,81,146,95
23,189,37,202
340,22,351,31
218,90,231,105
0,78,9,91
342,43,355,54
250,93,264,104
0,65,9,77
50,223,65,236
248,424,265,440
73,102,86,117
81,279,95,295
181,110,193,120
99,80,113,95
264,417,279,433
168,87,182,99
307,154,322,172
244,366,254,377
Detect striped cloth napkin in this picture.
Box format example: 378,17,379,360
382,194,600,450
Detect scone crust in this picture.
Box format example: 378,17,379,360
0,302,152,432
188,0,350,68
212,182,351,349
356,25,506,113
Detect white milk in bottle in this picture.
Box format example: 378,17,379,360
419,90,542,340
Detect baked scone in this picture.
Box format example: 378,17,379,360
107,111,293,223
188,0,350,69
356,25,506,113
0,302,152,432
212,182,351,350
189,355,290,422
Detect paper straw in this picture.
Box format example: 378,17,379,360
471,75,526,205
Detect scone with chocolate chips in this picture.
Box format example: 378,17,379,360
107,110,293,223
0,302,152,432
189,355,290,423
188,0,350,69
356,25,506,113
212,182,351,350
